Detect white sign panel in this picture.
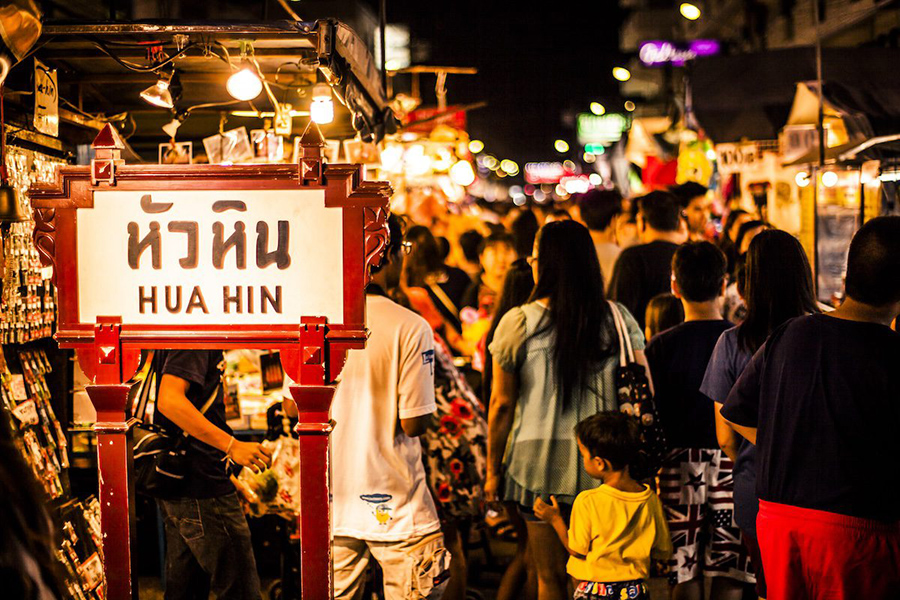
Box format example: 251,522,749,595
78,189,344,325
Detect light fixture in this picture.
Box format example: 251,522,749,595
795,171,811,188
310,82,334,124
612,67,632,82
590,102,605,116
449,160,476,186
680,3,702,20
554,139,570,153
468,139,484,154
821,171,838,188
227,65,263,101
140,68,175,109
162,117,183,139
624,101,636,112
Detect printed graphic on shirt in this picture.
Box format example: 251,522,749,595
360,493,394,526
422,349,435,375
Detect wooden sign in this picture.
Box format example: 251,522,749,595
28,124,392,600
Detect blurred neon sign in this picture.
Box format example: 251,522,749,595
638,40,720,66
576,113,631,146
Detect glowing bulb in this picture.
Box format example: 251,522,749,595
795,171,811,188
449,160,476,186
140,71,174,108
310,83,334,124
706,149,717,160
680,3,702,20
500,159,519,175
624,101,636,112
483,155,499,170
583,152,596,163
612,67,632,82
226,67,263,101
554,139,570,153
533,189,547,203
589,173,603,186
822,171,838,188
590,102,605,116
468,139,485,153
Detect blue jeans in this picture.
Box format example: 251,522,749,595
158,493,261,600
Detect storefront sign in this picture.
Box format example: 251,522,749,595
78,190,344,325
29,126,392,351
34,59,59,137
638,40,720,67
715,142,762,175
780,125,818,164
576,113,631,146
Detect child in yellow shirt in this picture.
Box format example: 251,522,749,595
535,412,673,599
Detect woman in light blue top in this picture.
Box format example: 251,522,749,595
487,220,648,600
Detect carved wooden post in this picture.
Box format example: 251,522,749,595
84,318,141,599
283,317,336,600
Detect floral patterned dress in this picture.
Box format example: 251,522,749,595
421,336,488,520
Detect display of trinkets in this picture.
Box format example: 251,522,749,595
0,146,64,344
1,347,106,597
0,347,67,497
57,498,106,600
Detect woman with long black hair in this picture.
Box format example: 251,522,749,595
701,229,819,600
486,220,648,600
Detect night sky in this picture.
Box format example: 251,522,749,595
388,2,628,167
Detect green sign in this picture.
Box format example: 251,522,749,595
576,113,631,146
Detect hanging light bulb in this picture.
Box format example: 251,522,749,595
140,68,175,109
227,64,263,101
310,82,335,124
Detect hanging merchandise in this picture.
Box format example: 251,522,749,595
1,346,106,597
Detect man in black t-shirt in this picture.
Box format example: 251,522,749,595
723,217,900,600
156,350,272,600
609,191,684,329
646,242,753,595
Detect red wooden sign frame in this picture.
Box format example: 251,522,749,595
28,125,392,600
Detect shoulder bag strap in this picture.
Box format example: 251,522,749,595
428,281,460,319
132,351,156,422
607,301,635,365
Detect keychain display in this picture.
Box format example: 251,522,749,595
0,147,63,344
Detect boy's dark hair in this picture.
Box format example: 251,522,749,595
479,231,514,256
670,182,708,209
459,230,484,263
575,411,640,471
845,216,900,306
578,189,622,231
371,213,404,274
637,191,681,232
672,241,727,302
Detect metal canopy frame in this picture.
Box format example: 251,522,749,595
24,19,392,147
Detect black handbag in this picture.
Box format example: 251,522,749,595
607,302,668,481
132,351,219,497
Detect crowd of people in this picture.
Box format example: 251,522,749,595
3,182,900,600
333,183,900,600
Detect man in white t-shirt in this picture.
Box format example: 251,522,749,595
283,214,449,599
